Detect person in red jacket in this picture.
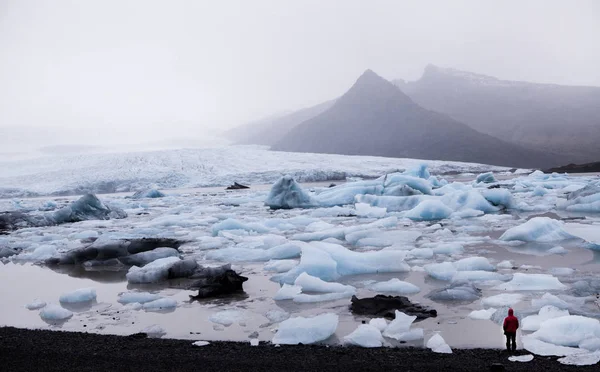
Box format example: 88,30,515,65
503,308,519,351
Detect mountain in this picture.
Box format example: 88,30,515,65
272,70,562,168
396,65,600,163
225,100,334,145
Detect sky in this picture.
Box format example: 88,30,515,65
1,0,599,149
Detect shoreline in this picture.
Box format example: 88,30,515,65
1,326,594,371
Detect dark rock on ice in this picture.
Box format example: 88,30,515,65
47,238,184,265
350,295,437,320
188,264,248,299
226,182,250,190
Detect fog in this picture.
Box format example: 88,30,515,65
1,0,599,152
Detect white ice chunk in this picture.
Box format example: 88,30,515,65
294,272,355,293
454,257,495,272
482,293,524,307
426,333,452,354
39,304,73,321
59,288,96,303
355,203,387,218
500,217,575,242
292,291,354,303
493,273,567,291
382,310,417,340
469,308,497,320
548,246,568,255
452,271,508,282
369,278,420,295
126,256,181,284
265,176,318,209
275,244,338,284
522,336,584,356
424,262,457,281
431,243,464,255
211,218,270,236
272,313,338,345
209,310,245,326
117,292,161,304
369,318,388,332
508,355,534,362
404,200,453,221
496,260,514,269
580,338,600,352
531,315,600,347
266,310,290,323
264,259,298,273
475,172,496,184
142,298,177,311
192,341,210,347
558,351,600,366
343,324,384,347
273,284,302,300
25,299,46,310
142,324,166,338
550,267,575,276
521,306,570,332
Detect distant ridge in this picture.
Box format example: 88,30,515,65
397,65,600,163
272,69,561,169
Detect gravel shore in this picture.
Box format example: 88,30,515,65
0,327,594,371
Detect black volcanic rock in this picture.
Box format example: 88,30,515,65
398,65,600,163
350,295,437,320
272,69,561,168
545,161,600,174
188,264,248,299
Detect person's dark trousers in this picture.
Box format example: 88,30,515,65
505,332,516,351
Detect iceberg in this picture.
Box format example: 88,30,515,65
382,310,418,340
272,313,338,345
499,217,576,242
119,247,180,266
427,282,481,302
521,305,570,332
369,278,420,295
343,324,384,347
294,272,355,294
265,176,318,209
117,292,161,304
354,203,387,218
482,293,524,307
531,315,600,347
475,172,497,184
468,308,497,320
59,288,96,303
404,200,453,221
126,256,197,284
25,299,46,310
493,273,567,291
211,218,270,236
39,304,73,321
369,318,388,332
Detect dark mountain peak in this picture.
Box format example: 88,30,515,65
340,69,412,106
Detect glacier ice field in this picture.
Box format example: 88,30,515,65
1,148,600,365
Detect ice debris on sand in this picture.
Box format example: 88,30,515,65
426,333,452,354
272,313,338,345
508,354,534,362
192,341,210,347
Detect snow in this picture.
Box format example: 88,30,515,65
508,355,534,362
265,176,318,209
209,310,245,326
368,278,420,295
468,308,497,320
426,333,452,354
558,351,600,366
39,304,73,321
493,273,567,291
59,288,96,303
499,217,576,242
531,315,600,347
343,324,384,347
142,298,177,311
272,313,339,345
117,292,161,304
25,299,46,310
521,306,570,331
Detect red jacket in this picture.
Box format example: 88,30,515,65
503,308,519,333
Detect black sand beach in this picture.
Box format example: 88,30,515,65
0,327,595,371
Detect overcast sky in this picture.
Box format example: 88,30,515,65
1,0,599,147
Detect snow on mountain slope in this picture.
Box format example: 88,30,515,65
0,145,509,198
